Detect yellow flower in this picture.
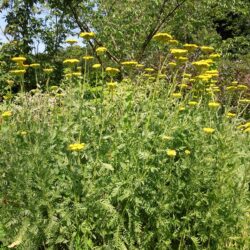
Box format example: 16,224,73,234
63,59,80,65
144,68,155,72
179,83,188,89
203,127,215,134
65,38,78,45
237,85,248,90
177,56,188,63
79,32,95,40
2,111,12,118
237,122,250,129
168,62,177,68
107,82,118,90
244,127,250,133
225,86,237,91
183,73,192,78
188,101,198,106
168,39,179,45
136,63,144,68
209,53,221,59
153,32,173,42
158,74,166,79
192,60,210,69
92,63,101,69
208,102,220,108
11,56,26,63
231,81,238,86
200,46,215,53
121,61,138,67
30,63,40,68
178,106,186,111
96,47,107,55
68,143,86,151
82,56,94,61
43,68,54,74
172,92,182,98
72,72,81,76
10,69,26,76
183,43,198,51
184,150,191,155
105,67,120,75
166,149,177,157
20,131,27,136
170,48,188,57
239,99,250,104
226,112,236,118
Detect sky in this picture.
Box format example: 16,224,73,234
0,10,8,43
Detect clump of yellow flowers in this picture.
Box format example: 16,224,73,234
2,111,12,118
166,149,177,157
68,143,86,152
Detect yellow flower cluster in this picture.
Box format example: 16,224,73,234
43,68,54,74
96,47,107,55
65,39,78,45
68,143,86,151
2,111,12,118
121,61,138,66
63,59,80,65
166,149,176,157
105,67,120,75
82,56,94,61
79,32,95,40
203,127,215,134
10,69,26,76
153,32,173,42
170,49,188,57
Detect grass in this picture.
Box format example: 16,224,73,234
0,73,249,249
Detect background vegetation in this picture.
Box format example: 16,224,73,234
0,0,249,249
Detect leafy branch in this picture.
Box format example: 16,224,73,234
137,0,188,61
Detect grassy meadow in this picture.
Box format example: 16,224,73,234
0,33,250,249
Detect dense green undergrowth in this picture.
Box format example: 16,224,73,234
0,75,249,249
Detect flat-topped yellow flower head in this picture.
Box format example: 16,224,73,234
63,59,80,65
65,38,78,45
68,143,86,151
92,63,101,69
172,92,182,98
82,56,94,61
105,67,120,75
79,32,95,40
10,69,26,76
2,111,12,118
203,127,215,134
96,47,107,55
183,43,198,51
170,49,188,57
43,68,54,74
30,63,40,68
226,112,236,118
121,61,138,67
153,32,173,42
144,68,155,72
166,149,176,157
200,46,215,53
107,82,118,90
11,56,26,63
208,102,220,108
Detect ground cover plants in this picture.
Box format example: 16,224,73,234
0,32,250,249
